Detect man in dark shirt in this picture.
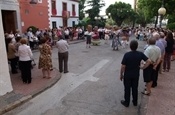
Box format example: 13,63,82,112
120,40,151,107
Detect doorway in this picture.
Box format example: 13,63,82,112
1,10,17,33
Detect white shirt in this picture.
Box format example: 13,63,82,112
64,29,69,35
18,44,33,61
84,31,93,36
144,45,161,63
56,39,69,53
27,31,34,42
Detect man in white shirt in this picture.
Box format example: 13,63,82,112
142,37,161,95
27,28,34,49
56,36,69,73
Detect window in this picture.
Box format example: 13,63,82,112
63,2,67,10
51,0,57,15
72,21,75,27
52,21,57,28
52,0,56,9
38,0,42,3
72,4,76,16
72,4,75,12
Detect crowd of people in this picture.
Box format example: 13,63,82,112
4,25,175,108
120,28,175,107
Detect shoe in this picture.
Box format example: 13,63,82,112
141,91,150,96
166,69,169,72
64,71,69,73
152,84,157,88
59,71,63,73
12,71,18,74
121,100,129,107
132,101,137,106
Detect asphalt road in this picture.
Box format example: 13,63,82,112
5,38,147,115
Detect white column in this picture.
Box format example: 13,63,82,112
0,11,13,96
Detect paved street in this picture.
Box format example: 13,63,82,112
5,38,147,115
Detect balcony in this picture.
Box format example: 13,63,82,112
52,9,57,15
62,10,70,19
72,11,76,16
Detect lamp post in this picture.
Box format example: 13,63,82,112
158,0,166,28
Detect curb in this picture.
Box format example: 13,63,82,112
138,95,148,115
0,69,61,115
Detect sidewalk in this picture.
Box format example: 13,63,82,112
139,61,175,115
0,39,85,115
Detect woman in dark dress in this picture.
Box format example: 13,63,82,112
163,31,174,72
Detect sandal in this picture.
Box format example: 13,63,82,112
43,76,46,78
141,91,151,96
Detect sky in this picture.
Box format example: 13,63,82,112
100,0,134,15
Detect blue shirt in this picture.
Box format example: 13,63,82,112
156,39,165,55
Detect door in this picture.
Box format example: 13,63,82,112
1,10,17,33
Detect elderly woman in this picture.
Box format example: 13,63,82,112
38,37,53,79
18,38,33,84
5,37,18,74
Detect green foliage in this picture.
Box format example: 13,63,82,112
79,0,86,20
27,26,37,33
106,18,115,26
85,0,105,26
137,0,175,25
135,8,152,27
167,23,175,30
106,2,134,26
168,14,175,24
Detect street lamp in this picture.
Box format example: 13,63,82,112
158,0,166,28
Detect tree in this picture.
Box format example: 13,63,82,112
137,0,175,26
106,2,134,26
135,9,152,27
85,0,105,26
79,0,87,20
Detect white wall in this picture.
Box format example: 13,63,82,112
49,0,79,28
50,17,63,28
0,0,21,32
0,11,13,96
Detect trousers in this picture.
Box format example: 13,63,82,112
124,75,139,105
58,52,68,72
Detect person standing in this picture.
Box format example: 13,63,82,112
5,37,18,74
84,25,93,48
120,40,151,107
56,36,69,73
38,38,53,79
163,31,174,72
27,28,34,50
142,38,161,95
151,32,166,87
18,38,33,84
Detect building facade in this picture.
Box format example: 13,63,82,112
19,0,49,32
0,0,17,95
0,0,21,33
49,0,79,28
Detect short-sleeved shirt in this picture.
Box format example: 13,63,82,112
144,45,161,63
121,51,148,77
